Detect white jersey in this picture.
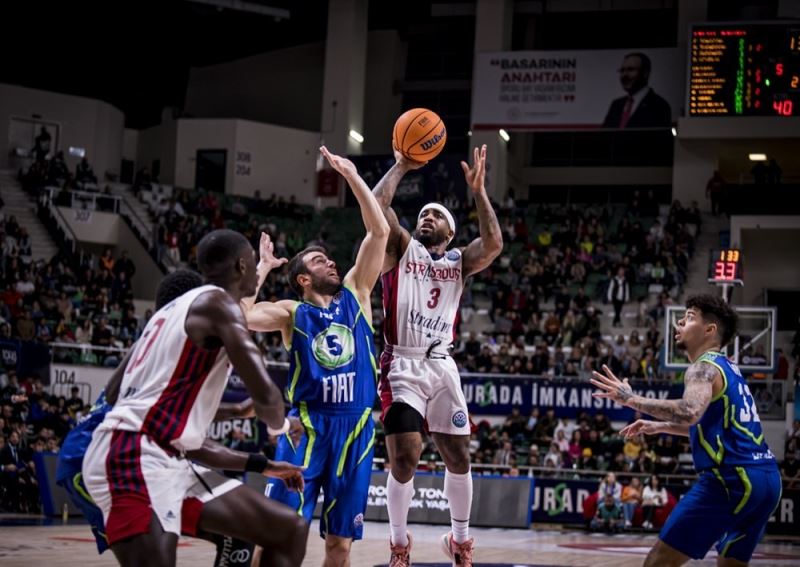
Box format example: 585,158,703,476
99,285,230,452
381,238,463,349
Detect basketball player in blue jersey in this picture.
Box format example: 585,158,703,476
56,269,304,565
242,146,388,566
592,294,781,567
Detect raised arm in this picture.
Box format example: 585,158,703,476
240,232,287,312
592,361,719,425
319,147,388,314
185,290,286,432
371,148,424,270
460,145,503,276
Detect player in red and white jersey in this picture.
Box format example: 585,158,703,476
374,145,502,567
83,229,308,567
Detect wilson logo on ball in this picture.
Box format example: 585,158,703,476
420,127,446,151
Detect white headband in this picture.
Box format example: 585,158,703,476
418,203,456,242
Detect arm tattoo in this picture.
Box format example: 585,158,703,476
627,361,717,424
464,190,503,274
474,191,502,252
616,381,633,402
372,163,407,208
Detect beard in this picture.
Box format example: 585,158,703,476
311,272,341,296
414,228,448,247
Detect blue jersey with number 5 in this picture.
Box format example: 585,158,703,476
287,286,378,411
689,351,776,471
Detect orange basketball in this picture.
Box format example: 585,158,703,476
392,108,447,163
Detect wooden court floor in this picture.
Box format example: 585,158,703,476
1,519,798,566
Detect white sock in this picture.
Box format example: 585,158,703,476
387,473,414,547
444,469,473,543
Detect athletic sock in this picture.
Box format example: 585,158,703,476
387,473,414,547
444,469,473,543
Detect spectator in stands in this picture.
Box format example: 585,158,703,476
607,266,629,327
621,477,643,528
33,127,52,161
75,318,92,345
591,494,624,533
641,474,667,529
65,386,84,419
99,248,115,272
0,429,38,512
781,450,799,490
16,310,35,341
598,472,622,504
75,157,97,186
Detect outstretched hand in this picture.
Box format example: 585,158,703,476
590,364,634,406
258,232,288,272
393,145,427,171
461,144,487,194
619,419,663,438
320,146,358,178
263,460,305,492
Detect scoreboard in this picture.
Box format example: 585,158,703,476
688,23,800,116
708,249,743,284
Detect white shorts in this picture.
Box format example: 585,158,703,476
83,428,240,545
379,347,470,435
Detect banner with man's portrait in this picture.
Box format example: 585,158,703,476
472,48,682,130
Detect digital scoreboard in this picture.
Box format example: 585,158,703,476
708,249,743,284
689,23,800,116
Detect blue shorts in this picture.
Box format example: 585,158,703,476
266,406,375,540
660,465,782,562
57,470,108,554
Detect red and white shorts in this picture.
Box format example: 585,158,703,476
379,345,470,435
83,428,240,545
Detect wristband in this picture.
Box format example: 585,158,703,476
267,417,290,436
245,453,269,473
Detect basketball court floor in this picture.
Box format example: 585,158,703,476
1,517,798,566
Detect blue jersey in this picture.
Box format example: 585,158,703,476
288,286,378,412
689,351,776,472
56,390,112,483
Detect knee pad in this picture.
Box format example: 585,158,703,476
383,402,424,435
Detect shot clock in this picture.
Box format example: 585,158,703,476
689,23,800,117
708,249,743,284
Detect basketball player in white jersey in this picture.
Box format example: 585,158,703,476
83,229,308,567
373,144,503,567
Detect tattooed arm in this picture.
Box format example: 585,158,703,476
591,361,720,425
461,145,503,276
372,149,423,271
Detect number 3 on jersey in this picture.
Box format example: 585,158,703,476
737,382,761,423
427,287,441,309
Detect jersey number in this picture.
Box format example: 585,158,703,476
325,335,342,356
127,318,166,374
737,383,761,423
427,287,441,309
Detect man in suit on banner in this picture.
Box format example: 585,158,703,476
602,52,672,129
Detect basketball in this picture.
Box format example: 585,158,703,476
392,108,447,162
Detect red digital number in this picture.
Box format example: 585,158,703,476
776,63,784,76
773,99,794,116
714,261,737,281
127,318,166,373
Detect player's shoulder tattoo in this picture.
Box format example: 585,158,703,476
686,359,720,384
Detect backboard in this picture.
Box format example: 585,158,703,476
663,305,777,373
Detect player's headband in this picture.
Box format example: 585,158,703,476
418,203,456,242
